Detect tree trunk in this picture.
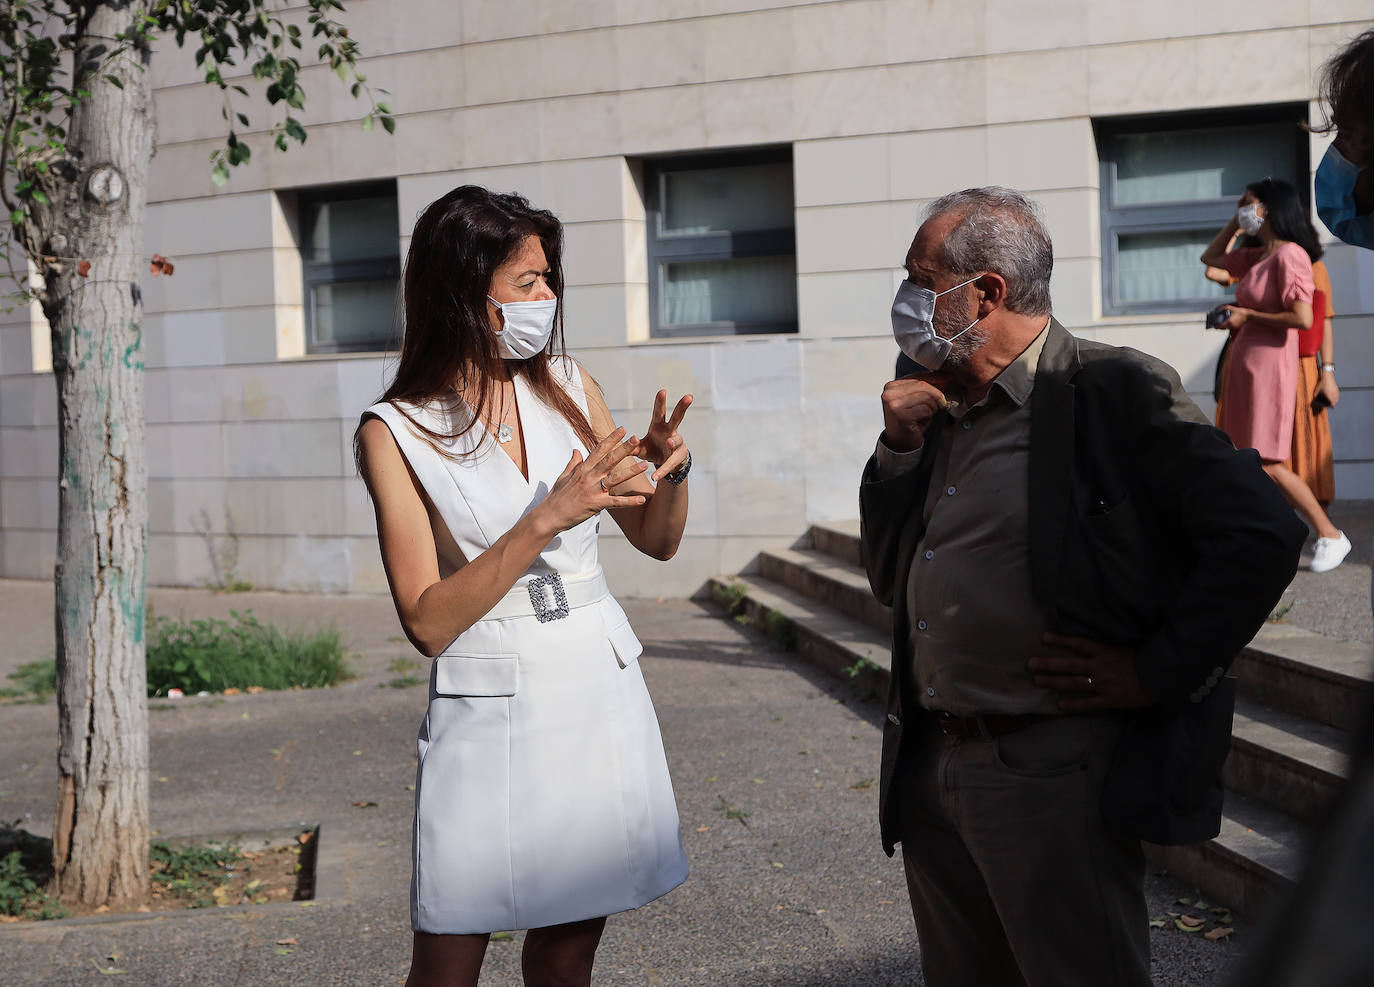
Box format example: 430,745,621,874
38,2,156,907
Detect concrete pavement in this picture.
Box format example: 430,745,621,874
0,579,1254,985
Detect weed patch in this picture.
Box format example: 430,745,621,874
0,824,65,920
146,610,350,696
1,659,56,704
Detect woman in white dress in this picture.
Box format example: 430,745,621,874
356,186,692,986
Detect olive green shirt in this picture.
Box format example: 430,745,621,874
875,324,1059,715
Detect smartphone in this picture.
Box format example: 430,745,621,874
1311,391,1332,412
1204,307,1232,329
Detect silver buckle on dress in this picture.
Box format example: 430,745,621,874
527,573,569,623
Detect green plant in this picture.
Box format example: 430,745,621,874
145,610,350,696
714,797,750,826
149,840,243,907
1267,600,1296,623
387,657,422,674
711,580,749,617
845,657,878,679
0,823,66,920
383,675,425,689
758,608,796,651
4,658,57,702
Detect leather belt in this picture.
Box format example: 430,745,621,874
481,569,608,623
933,712,1049,739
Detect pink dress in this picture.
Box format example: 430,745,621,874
1219,243,1314,461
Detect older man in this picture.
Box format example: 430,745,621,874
860,187,1304,986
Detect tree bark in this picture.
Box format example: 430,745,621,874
38,1,156,907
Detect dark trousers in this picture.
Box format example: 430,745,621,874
897,713,1152,987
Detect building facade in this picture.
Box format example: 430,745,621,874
2,0,1371,598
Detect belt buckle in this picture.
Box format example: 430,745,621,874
527,573,569,623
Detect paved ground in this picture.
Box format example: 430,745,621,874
0,578,1272,986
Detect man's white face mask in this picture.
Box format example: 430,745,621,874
890,276,982,371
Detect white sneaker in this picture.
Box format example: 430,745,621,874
1309,532,1352,573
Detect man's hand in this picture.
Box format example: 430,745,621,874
881,372,952,453
1027,632,1152,712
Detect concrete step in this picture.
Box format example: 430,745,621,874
1144,792,1305,918
1225,697,1349,823
799,523,1372,734
1235,623,1373,730
727,527,1371,916
758,547,892,635
707,574,890,697
807,520,862,568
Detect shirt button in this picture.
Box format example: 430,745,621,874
962,420,972,430
887,713,901,726
924,549,935,560
946,485,956,496
926,687,935,697
917,619,927,630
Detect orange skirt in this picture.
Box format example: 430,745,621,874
1285,355,1335,507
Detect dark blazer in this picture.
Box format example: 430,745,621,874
860,319,1306,855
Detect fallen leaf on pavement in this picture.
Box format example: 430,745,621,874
275,937,298,946
1204,927,1234,941
1178,915,1206,928
352,801,378,808
1148,917,1167,929
1175,918,1205,933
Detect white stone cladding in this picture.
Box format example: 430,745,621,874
2,1,1371,595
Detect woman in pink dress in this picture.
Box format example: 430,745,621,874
1201,178,1350,573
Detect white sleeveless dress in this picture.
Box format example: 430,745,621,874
365,362,688,934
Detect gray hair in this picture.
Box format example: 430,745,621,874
922,187,1054,317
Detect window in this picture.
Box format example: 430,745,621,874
1095,106,1308,315
644,149,797,336
300,182,401,352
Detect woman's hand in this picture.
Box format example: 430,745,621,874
536,427,647,534
633,390,693,482
1316,372,1341,408
1219,306,1250,331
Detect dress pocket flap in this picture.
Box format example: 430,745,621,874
434,653,518,697
606,620,643,669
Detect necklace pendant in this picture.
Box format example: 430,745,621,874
497,423,514,444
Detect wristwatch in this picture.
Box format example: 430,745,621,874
1321,363,1336,375
661,450,692,486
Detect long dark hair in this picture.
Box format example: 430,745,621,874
373,185,596,455
1315,27,1374,162
1245,177,1324,263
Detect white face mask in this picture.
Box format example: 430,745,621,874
1236,203,1264,236
890,276,982,371
487,295,557,359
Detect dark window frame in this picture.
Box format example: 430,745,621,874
1095,104,1308,316
299,180,402,354
643,147,797,337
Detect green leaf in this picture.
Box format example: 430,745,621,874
10,210,25,225
104,74,125,90
380,115,395,135
31,189,49,206
236,113,250,127
360,114,373,132
284,117,306,142
211,161,231,186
